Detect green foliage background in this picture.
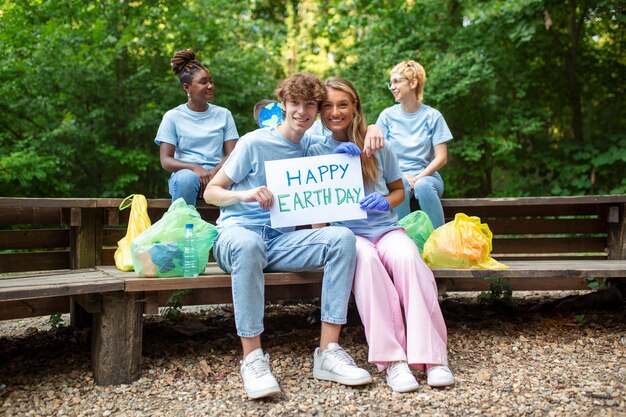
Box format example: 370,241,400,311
1,0,624,198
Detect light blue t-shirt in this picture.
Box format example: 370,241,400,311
376,103,452,176
217,127,313,231
308,137,404,241
306,119,331,138
155,103,239,170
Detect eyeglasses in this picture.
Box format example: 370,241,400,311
387,78,408,89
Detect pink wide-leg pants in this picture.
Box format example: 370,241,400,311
352,229,448,371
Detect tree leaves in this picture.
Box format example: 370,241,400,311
0,0,623,198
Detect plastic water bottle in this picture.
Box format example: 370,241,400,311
182,223,199,278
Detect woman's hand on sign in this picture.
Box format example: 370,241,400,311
333,142,361,156
243,186,274,210
359,192,390,212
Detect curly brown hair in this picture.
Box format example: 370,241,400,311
170,49,208,87
274,72,326,105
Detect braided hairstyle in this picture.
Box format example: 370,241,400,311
170,49,208,87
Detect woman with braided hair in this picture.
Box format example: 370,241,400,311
155,49,239,206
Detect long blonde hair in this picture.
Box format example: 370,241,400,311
324,77,378,186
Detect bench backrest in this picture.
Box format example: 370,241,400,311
442,196,626,261
1,196,625,274
0,199,96,273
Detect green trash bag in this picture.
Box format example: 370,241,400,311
131,198,218,277
398,210,434,254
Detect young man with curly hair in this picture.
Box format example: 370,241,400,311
204,72,372,399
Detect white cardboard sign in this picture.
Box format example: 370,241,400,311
265,153,367,228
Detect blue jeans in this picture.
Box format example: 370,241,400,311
168,169,200,206
213,225,356,337
393,174,445,228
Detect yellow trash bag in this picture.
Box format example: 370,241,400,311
114,194,151,271
422,213,508,269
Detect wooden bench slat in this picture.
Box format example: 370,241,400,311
487,218,605,235
493,236,607,254
431,260,626,278
0,198,98,208
0,269,124,301
0,207,64,226
0,282,121,302
99,265,324,292
0,251,70,273
495,254,608,261
444,205,601,219
440,195,626,206
0,269,110,285
0,229,70,250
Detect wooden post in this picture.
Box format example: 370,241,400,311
70,207,98,269
69,207,100,328
91,292,143,385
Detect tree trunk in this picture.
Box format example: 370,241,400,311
566,0,585,144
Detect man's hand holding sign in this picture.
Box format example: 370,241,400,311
242,186,274,211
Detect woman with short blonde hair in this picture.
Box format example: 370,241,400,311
377,59,453,228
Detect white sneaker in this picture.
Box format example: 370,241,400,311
313,343,372,386
240,348,281,399
426,365,455,387
386,361,419,393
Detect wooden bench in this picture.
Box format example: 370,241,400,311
2,195,626,385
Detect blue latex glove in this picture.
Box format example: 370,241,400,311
333,142,361,156
359,192,390,212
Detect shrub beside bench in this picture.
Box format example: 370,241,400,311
1,195,625,385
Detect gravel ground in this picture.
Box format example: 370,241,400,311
1,291,625,417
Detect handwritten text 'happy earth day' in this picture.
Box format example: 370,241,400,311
276,163,363,212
